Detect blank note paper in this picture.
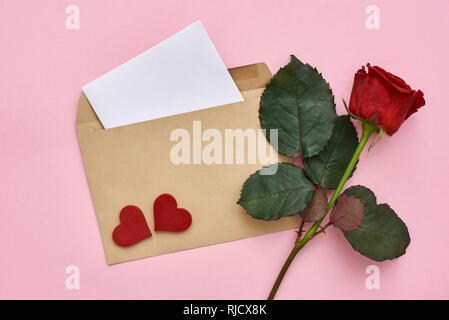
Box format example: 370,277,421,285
82,21,243,129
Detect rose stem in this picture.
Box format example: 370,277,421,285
267,121,377,300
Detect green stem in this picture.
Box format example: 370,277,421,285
267,121,377,300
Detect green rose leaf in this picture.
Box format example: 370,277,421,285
300,188,328,222
330,194,364,231
343,185,377,208
259,55,337,158
237,163,316,221
341,186,411,262
304,115,359,189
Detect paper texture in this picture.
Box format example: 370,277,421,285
77,63,299,265
82,21,243,129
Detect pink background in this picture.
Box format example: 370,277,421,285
1,0,448,299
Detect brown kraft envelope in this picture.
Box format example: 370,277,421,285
76,62,300,265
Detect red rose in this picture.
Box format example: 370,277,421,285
348,64,425,135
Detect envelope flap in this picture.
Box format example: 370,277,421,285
228,62,272,92
76,62,272,126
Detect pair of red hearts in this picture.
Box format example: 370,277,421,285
112,194,192,247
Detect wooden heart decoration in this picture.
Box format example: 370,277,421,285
154,194,192,232
112,205,152,247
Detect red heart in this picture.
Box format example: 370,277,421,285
154,194,192,232
112,205,152,247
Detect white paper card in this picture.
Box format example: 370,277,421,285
82,21,243,129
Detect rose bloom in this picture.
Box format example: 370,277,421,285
348,64,425,135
